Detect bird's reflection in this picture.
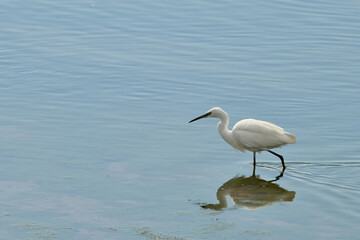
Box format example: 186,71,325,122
202,167,295,210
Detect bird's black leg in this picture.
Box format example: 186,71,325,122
267,150,286,169
253,152,256,166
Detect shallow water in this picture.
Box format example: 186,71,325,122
1,0,360,239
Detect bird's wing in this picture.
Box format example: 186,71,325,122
232,119,292,151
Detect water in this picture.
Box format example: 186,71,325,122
0,0,359,239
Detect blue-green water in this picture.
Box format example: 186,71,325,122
1,1,360,239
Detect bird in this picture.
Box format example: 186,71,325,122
189,107,296,169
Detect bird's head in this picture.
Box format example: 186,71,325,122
189,107,225,123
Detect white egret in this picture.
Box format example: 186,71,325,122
189,107,296,169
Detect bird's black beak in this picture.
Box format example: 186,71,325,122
189,112,211,123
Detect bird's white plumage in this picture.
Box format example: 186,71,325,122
232,119,296,152
190,107,296,154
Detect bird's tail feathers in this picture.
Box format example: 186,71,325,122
285,132,296,144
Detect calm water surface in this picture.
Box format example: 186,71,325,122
0,1,360,239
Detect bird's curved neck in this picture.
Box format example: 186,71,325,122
217,112,233,145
